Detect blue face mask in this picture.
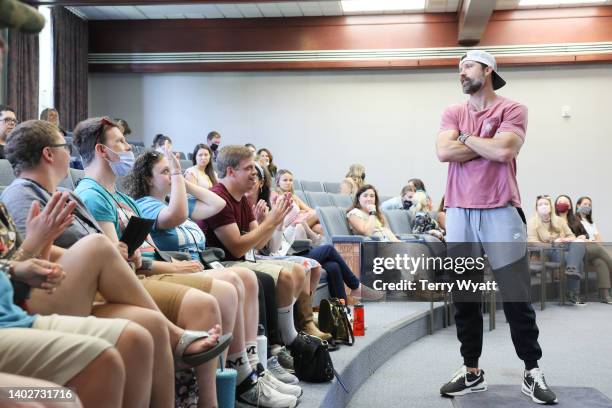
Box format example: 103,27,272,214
104,146,135,177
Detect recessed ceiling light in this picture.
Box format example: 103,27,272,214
519,0,606,6
341,0,426,13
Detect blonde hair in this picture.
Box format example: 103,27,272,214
408,191,429,218
340,177,357,196
533,196,563,235
346,163,366,189
275,169,294,194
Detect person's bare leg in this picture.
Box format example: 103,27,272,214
204,271,242,355
0,373,82,408
65,348,125,408
232,267,259,343
176,288,225,408
276,269,295,307
113,322,153,408
291,263,307,298
29,234,158,316
93,304,172,408
309,265,322,295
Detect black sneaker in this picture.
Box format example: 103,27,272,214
440,366,487,397
522,368,558,405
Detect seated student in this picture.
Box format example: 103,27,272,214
40,108,70,137
184,143,217,189
381,178,428,211
273,169,323,236
247,163,382,303
256,148,277,178
0,189,186,408
409,191,445,241
347,184,400,242
380,184,414,211
0,373,83,408
3,119,232,406
555,195,612,303
345,163,366,191
527,195,586,306
151,133,180,160
245,143,257,156
339,177,357,197
576,196,602,242
126,149,302,398
200,146,320,356
0,246,156,408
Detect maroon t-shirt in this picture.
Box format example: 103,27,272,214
200,183,255,261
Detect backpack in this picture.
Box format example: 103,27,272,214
290,332,335,383
318,298,354,346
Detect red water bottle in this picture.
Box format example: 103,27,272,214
353,303,364,336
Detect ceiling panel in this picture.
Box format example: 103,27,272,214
236,3,264,17
72,0,612,20
256,3,283,17
277,2,304,16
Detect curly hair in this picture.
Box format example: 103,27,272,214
123,150,164,199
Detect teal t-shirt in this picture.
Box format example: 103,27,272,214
0,273,35,329
75,177,156,258
136,196,206,261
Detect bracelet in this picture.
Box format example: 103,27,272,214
11,247,39,261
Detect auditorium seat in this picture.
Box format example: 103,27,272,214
305,191,333,208
0,160,15,186
383,209,413,236
295,190,309,207
70,168,85,188
323,181,341,194
300,180,324,192
180,160,192,171
58,175,75,191
292,179,303,192
330,193,352,209
177,152,187,160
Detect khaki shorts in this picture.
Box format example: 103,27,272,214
141,272,214,323
225,260,295,284
0,315,129,386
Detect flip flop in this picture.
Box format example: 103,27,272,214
174,330,233,370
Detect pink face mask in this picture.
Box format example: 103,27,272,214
537,205,551,216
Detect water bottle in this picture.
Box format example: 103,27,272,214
353,303,365,336
257,324,268,369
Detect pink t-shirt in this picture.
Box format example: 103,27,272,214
439,96,527,209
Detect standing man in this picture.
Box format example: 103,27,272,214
436,50,557,405
0,105,17,158
207,131,221,162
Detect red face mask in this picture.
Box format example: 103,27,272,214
555,202,570,213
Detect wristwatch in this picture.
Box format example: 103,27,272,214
369,209,377,216
458,133,471,144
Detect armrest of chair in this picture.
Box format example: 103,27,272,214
331,235,372,243
291,239,313,253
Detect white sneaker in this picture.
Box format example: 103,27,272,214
259,369,303,398
236,375,298,408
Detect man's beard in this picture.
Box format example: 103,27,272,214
462,76,484,94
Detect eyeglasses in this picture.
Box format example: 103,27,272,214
2,118,18,125
48,143,73,154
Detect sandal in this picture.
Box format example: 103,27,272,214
174,330,233,370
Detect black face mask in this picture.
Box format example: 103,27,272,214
402,200,412,210
210,143,220,152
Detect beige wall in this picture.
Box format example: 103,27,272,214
89,64,612,237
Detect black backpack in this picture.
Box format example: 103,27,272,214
318,298,354,346
290,332,335,383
